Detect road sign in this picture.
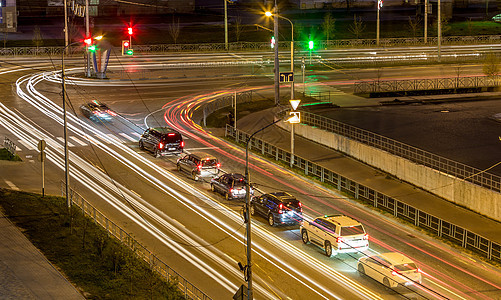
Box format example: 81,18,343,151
38,139,46,151
288,111,301,124
279,72,294,83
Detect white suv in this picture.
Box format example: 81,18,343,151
300,215,369,257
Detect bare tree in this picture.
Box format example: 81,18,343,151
348,15,366,39
168,16,181,44
235,16,243,42
322,13,336,42
32,25,43,50
408,16,422,37
432,13,450,36
483,51,500,78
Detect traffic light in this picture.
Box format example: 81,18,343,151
122,40,130,55
308,40,314,50
88,45,96,52
84,38,92,46
128,27,133,36
270,36,275,49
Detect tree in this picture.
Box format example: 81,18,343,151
432,13,450,36
235,16,243,42
32,25,43,50
322,13,336,41
408,16,422,38
466,18,473,36
483,51,500,78
349,15,366,39
168,16,181,44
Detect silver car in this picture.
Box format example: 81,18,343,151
177,152,220,181
210,173,252,200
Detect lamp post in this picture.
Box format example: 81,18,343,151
265,10,295,100
377,0,383,46
224,0,228,51
438,0,441,62
244,117,282,299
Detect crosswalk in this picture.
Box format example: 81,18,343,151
12,131,142,152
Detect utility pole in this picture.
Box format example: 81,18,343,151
224,0,228,51
273,2,279,106
424,0,428,44
438,0,441,62
63,0,69,55
85,0,91,77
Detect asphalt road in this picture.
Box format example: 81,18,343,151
0,54,500,299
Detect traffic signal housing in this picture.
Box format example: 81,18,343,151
270,36,276,49
122,40,133,56
308,40,314,50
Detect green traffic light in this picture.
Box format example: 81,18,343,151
88,45,96,52
308,40,314,50
126,49,134,55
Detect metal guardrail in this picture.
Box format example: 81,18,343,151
298,111,501,193
1,35,501,56
3,137,16,155
62,185,212,300
224,125,501,263
354,76,501,94
201,90,253,126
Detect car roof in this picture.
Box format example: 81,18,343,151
150,127,180,134
378,252,415,265
321,215,362,227
226,173,245,179
189,152,217,159
268,191,297,202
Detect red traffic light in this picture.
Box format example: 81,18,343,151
127,27,133,35
123,41,130,47
84,38,92,46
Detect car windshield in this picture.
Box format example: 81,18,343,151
394,263,418,272
340,225,365,236
202,159,217,167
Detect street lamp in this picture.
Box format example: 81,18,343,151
243,114,296,299
265,11,295,99
377,0,383,46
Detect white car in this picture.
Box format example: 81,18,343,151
358,252,422,288
300,215,369,257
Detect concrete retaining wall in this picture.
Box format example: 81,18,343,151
279,122,501,221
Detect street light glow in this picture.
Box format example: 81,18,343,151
265,11,272,17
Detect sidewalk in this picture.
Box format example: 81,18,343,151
231,92,501,246
0,208,84,299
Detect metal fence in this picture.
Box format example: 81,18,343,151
2,35,501,56
201,90,253,126
298,111,501,193
63,185,212,300
354,76,501,94
225,125,501,263
3,137,16,155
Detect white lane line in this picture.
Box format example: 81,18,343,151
70,136,88,146
105,133,122,143
17,139,36,150
118,132,138,142
56,137,75,147
5,180,19,191
15,146,22,152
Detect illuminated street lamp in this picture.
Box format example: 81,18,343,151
377,0,383,46
265,10,295,99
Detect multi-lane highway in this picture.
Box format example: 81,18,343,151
1,52,500,299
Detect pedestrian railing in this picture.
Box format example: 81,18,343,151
224,125,501,263
62,184,212,300
354,76,501,94
297,111,501,194
2,35,501,56
201,90,253,126
3,137,16,156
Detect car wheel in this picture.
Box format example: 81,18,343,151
301,230,309,244
192,172,199,181
383,277,391,288
210,184,216,192
177,164,181,171
154,149,160,158
358,264,365,275
267,213,275,226
250,205,255,216
225,192,230,201
325,241,332,257
139,141,144,150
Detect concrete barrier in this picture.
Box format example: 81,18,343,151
279,122,501,221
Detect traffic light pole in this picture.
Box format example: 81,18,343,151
85,0,91,77
273,4,279,106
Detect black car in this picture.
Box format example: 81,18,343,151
139,127,184,157
210,173,252,200
80,101,115,122
250,192,303,226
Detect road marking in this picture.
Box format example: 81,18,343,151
5,180,19,191
15,146,22,152
17,139,36,150
104,134,122,143
56,137,75,147
70,136,88,146
118,132,138,142
130,132,142,138
185,147,219,151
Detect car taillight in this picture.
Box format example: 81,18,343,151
278,203,283,214
229,188,233,195
180,141,184,148
158,142,164,149
168,133,175,136
363,234,369,240
298,202,303,212
197,164,202,170
391,270,398,276
216,162,221,168
336,236,343,243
